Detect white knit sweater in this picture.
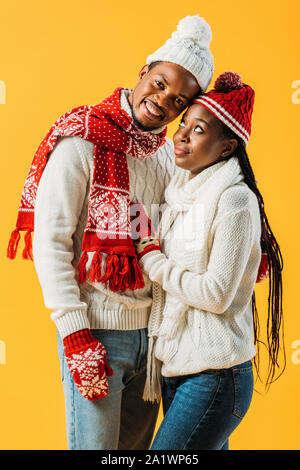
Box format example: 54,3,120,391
32,89,180,339
140,157,262,379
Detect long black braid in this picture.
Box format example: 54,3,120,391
220,123,285,390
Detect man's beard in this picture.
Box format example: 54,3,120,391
129,88,162,132
131,107,158,132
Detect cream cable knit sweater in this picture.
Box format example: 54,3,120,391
32,89,180,339
140,157,262,384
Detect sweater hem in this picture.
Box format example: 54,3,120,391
160,349,257,377
53,306,151,339
86,306,151,330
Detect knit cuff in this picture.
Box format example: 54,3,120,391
52,309,90,340
137,243,161,260
63,328,96,354
139,249,164,270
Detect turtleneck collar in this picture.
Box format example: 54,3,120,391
164,156,243,210
185,159,228,191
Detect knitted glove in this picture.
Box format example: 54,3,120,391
63,328,114,401
130,201,161,260
256,252,269,283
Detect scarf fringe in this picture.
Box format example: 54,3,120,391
7,228,33,261
78,250,145,292
78,251,88,284
108,254,122,292
131,256,145,290
89,251,102,282
7,229,21,259
23,230,33,260
118,254,130,291
142,336,162,404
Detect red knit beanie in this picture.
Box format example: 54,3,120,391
193,72,255,145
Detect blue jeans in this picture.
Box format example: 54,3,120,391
150,360,254,450
57,328,160,450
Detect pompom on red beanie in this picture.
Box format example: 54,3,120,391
193,71,255,145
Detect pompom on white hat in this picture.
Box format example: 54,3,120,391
146,15,214,92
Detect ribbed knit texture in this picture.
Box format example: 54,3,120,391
32,89,180,339
146,15,214,92
63,328,96,354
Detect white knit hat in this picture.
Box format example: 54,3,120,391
146,15,214,92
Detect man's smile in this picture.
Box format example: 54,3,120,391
143,99,165,121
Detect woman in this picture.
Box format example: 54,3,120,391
134,72,285,450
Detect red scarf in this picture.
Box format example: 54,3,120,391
7,87,167,292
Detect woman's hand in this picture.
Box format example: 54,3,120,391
130,201,161,260
134,235,161,260
256,252,269,283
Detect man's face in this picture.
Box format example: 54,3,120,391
128,62,201,131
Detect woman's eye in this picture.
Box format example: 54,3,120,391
179,121,185,128
194,125,204,133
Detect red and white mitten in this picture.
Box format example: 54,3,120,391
130,201,161,260
256,252,270,283
63,329,114,401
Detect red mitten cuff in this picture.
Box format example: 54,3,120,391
256,252,270,283
63,328,97,354
135,236,161,260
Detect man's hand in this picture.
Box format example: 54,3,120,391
63,329,114,401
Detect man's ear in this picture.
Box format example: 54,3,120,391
137,64,150,82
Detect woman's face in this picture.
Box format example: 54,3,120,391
173,104,237,178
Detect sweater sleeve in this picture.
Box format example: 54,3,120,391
32,136,91,338
139,209,255,314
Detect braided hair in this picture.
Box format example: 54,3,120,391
220,123,285,390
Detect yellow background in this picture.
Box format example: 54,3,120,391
1,0,299,450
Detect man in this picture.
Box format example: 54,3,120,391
19,15,213,449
